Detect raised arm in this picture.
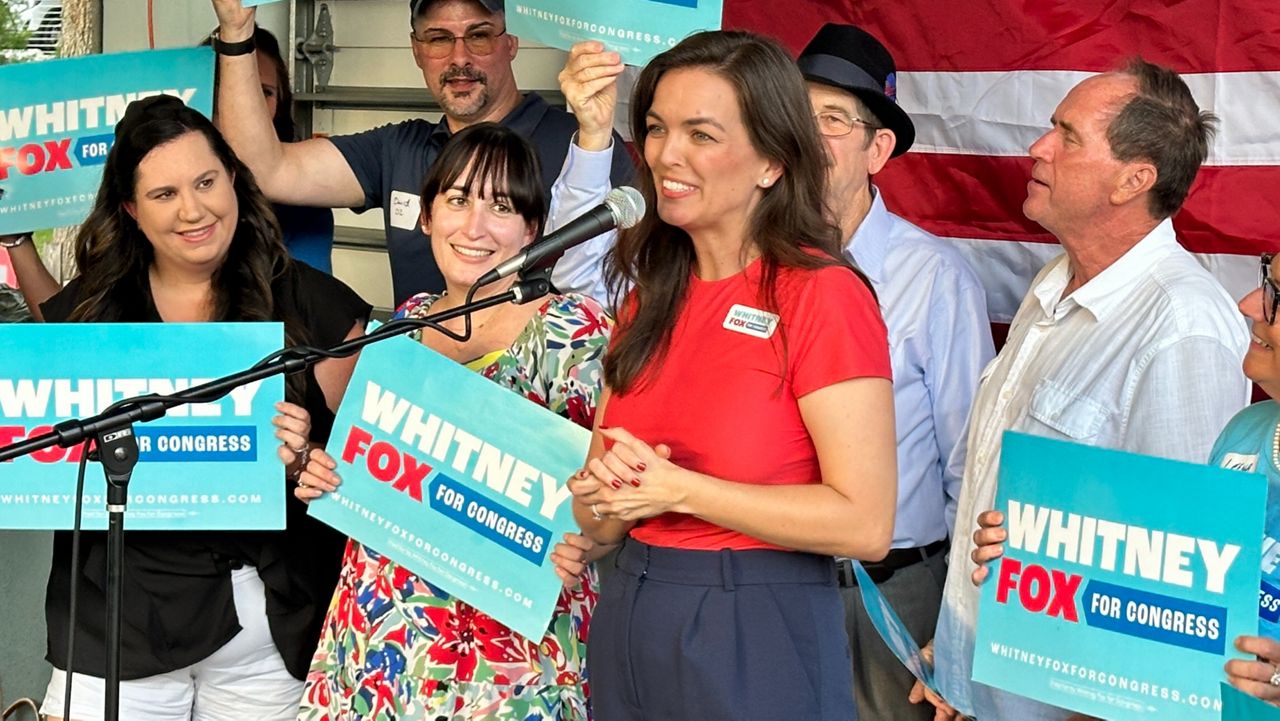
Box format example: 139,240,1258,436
210,0,365,208
548,42,627,305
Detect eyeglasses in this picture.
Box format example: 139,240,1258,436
1262,253,1279,325
814,111,881,138
411,27,507,59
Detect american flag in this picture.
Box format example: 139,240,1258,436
727,0,1280,324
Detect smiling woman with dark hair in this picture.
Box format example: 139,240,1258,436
3,24,336,322
568,29,898,721
279,39,626,720
285,122,612,721
36,94,369,721
1218,253,1280,705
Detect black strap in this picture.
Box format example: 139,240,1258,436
211,29,256,57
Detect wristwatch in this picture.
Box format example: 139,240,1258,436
0,233,31,249
210,28,256,57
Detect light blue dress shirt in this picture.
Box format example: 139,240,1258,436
546,140,620,310
845,188,995,548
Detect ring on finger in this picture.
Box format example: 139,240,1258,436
1270,664,1280,686
591,504,603,521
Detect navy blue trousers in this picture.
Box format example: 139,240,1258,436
587,540,857,721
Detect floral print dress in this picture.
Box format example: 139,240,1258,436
298,293,612,721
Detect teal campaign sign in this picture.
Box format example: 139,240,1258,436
308,332,591,641
1222,683,1280,720
974,432,1266,720
507,0,723,66
852,559,938,691
0,322,284,530
0,47,214,234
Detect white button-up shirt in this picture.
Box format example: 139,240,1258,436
934,219,1250,720
846,189,995,547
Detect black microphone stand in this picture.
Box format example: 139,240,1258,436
0,275,551,721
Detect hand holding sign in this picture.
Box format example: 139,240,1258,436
907,642,962,720
210,0,256,42
1226,635,1280,705
294,446,342,501
273,400,314,484
971,509,1007,585
559,41,625,151
548,532,595,587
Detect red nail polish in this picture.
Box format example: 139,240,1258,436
611,480,622,489
636,463,647,472
630,478,641,487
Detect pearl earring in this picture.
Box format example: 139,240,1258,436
760,177,772,187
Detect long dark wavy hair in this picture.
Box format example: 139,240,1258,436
605,30,869,394
68,95,308,400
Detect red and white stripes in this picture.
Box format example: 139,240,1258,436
726,0,1280,320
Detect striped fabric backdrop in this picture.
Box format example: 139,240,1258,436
726,0,1280,322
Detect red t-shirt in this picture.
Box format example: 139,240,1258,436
603,259,891,551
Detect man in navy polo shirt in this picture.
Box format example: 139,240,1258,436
210,0,633,306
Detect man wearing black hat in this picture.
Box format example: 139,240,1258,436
798,23,994,721
209,0,633,306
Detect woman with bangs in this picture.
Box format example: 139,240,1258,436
281,39,629,719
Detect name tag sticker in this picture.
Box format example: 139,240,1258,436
1221,452,1259,473
389,190,422,231
723,304,779,339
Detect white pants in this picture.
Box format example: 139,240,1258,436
42,566,304,721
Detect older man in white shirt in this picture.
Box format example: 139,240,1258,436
915,58,1250,720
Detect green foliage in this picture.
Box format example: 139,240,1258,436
0,1,31,54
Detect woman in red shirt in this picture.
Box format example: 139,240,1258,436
569,30,899,721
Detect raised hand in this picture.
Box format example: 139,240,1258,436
210,0,256,42
558,41,625,152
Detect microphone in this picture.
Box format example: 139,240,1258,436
474,186,645,288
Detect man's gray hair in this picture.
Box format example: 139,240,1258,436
1107,58,1218,220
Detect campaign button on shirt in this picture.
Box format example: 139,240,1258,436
723,304,779,339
